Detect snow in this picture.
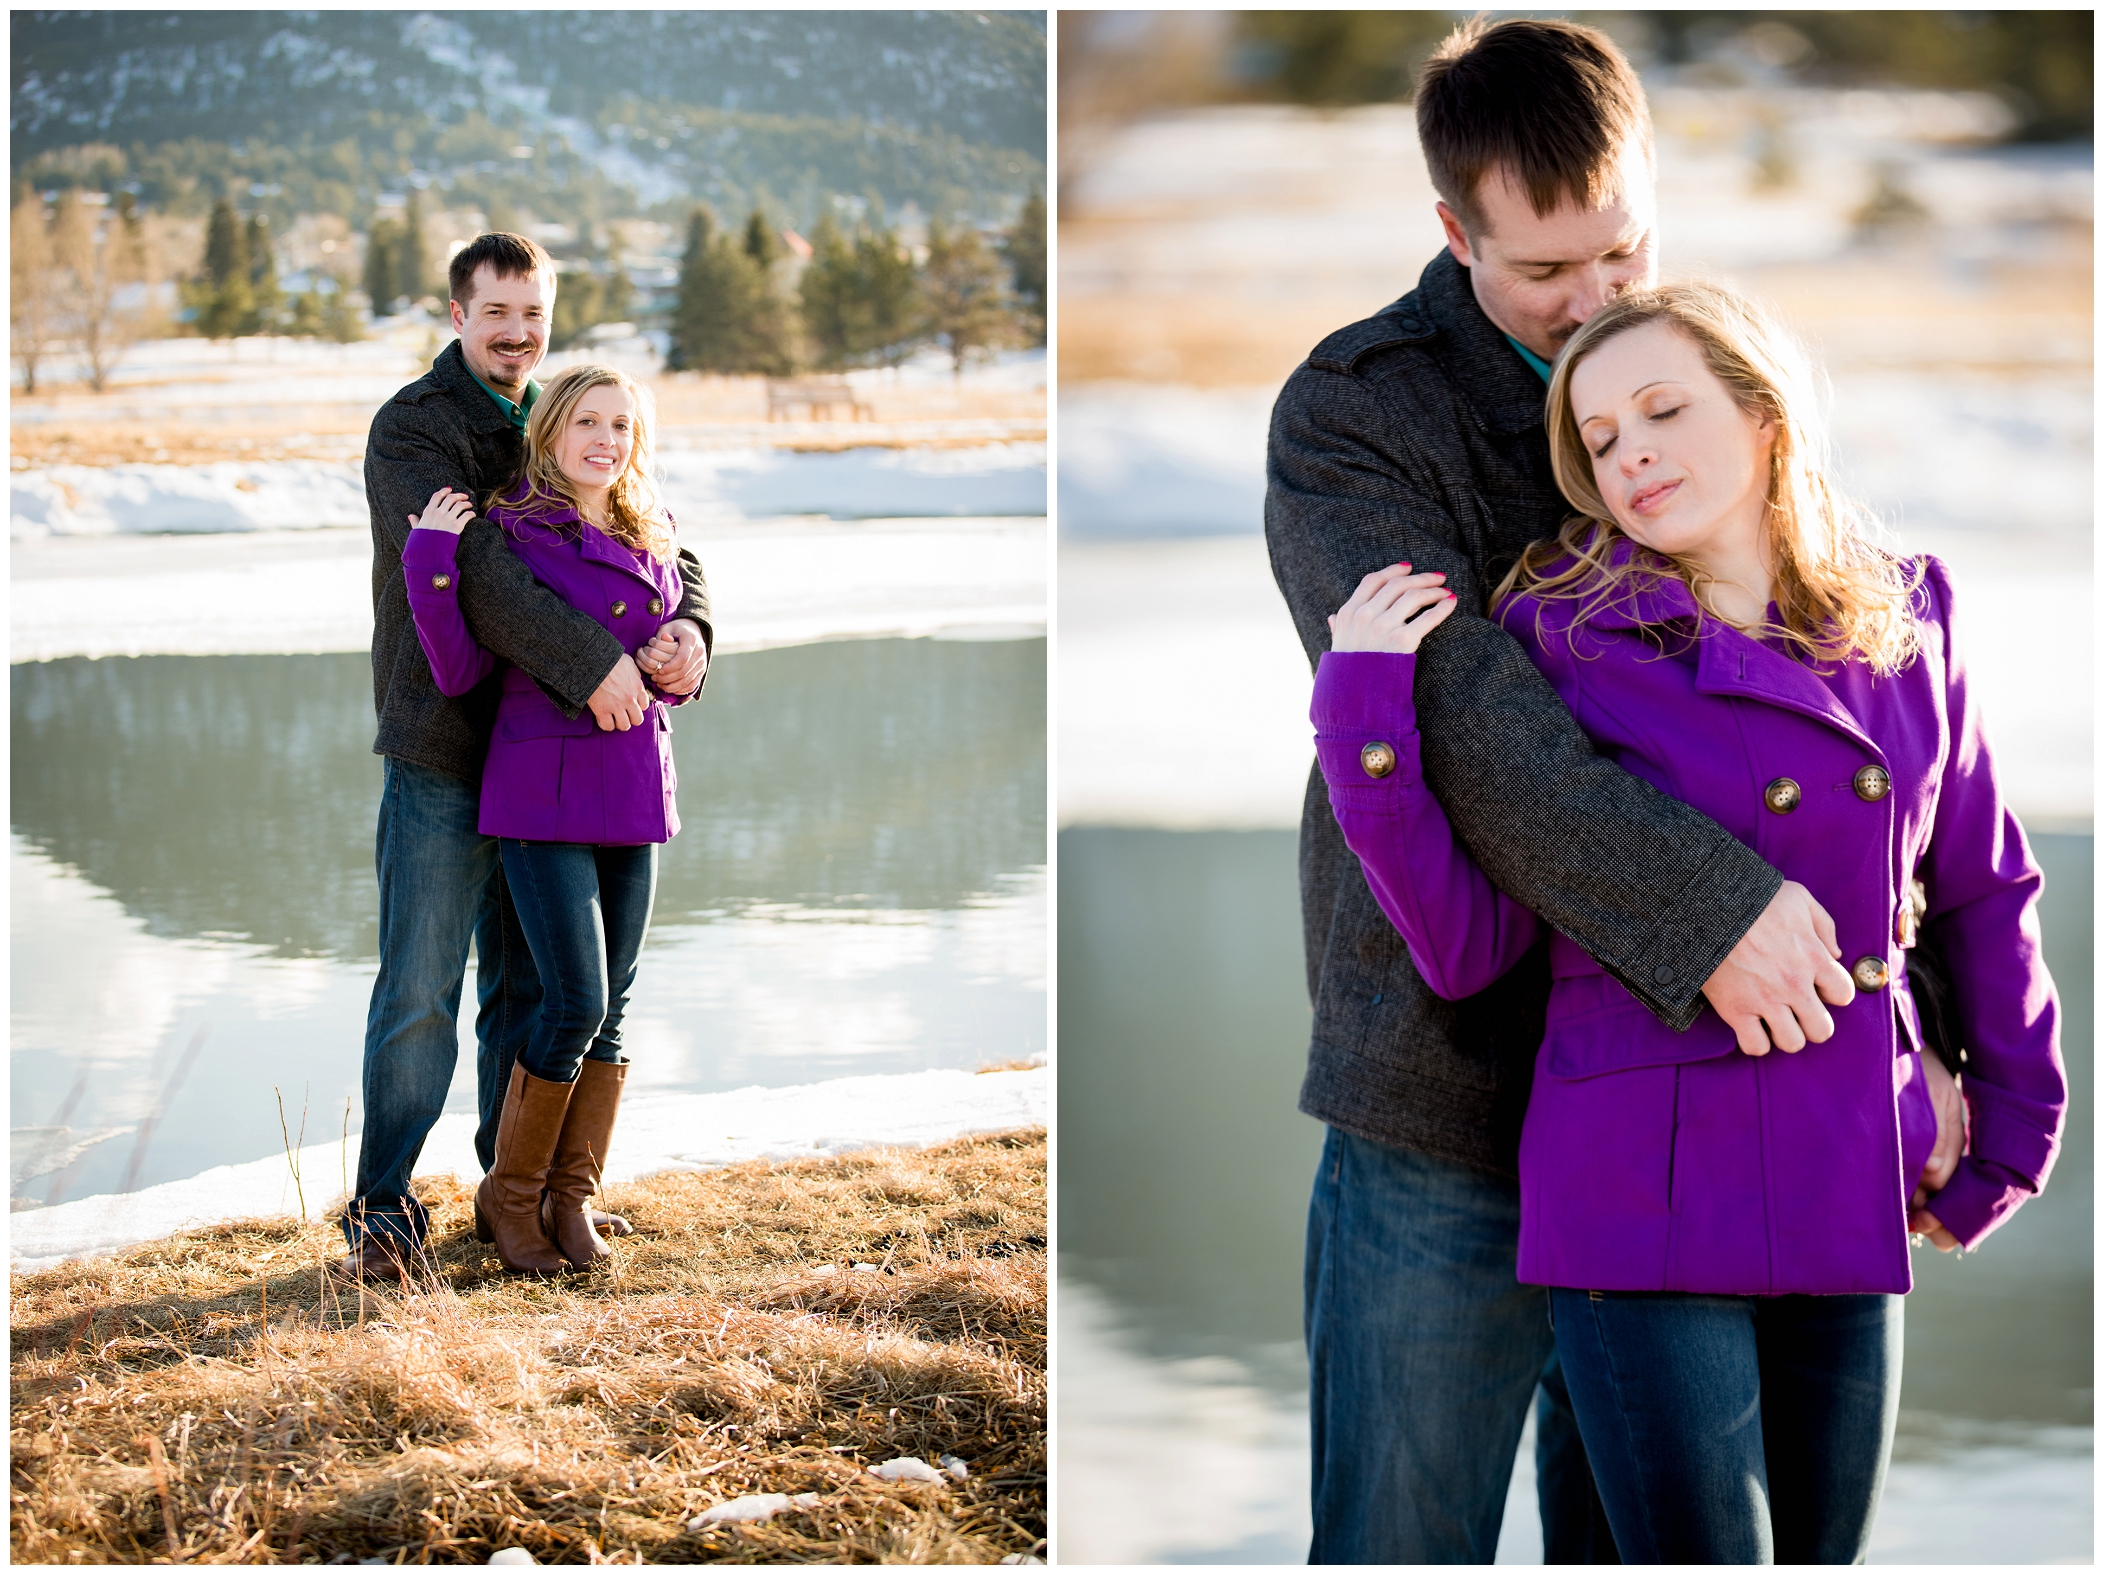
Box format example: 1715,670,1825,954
1059,528,2089,831
8,1065,1047,1272
11,440,1045,541
11,514,1045,663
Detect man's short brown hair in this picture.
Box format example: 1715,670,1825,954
447,231,557,308
1416,17,1652,237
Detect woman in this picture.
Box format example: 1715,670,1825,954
1312,283,2063,1563
402,363,695,1276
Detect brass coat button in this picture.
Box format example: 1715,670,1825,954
1763,777,1801,814
1361,741,1397,779
431,573,451,589
610,600,628,618
648,597,664,615
1852,955,1889,991
1853,765,1892,802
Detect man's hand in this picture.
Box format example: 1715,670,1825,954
637,617,708,695
1700,880,1858,1055
1908,1053,1965,1252
587,653,650,731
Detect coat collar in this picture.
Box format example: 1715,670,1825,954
577,521,671,593
492,487,671,596
1414,250,1553,437
432,339,518,438
1555,536,1880,754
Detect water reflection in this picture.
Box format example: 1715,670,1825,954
10,638,1046,1207
11,638,1048,958
1056,826,2092,1561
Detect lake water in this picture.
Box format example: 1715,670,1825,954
1055,826,2092,1565
11,636,1046,1211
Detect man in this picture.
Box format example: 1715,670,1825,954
340,232,712,1280
1265,20,1867,1563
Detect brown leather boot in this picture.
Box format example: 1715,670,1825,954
473,1064,573,1274
474,1077,631,1242
540,1058,626,1268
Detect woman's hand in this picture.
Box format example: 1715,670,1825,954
1328,564,1459,654
408,487,474,536
637,619,708,694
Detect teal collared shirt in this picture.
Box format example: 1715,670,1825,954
1504,334,1554,385
471,370,541,430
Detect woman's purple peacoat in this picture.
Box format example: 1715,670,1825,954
1312,549,2063,1296
402,491,688,845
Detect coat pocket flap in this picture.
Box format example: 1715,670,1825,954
500,706,599,741
1544,979,1739,1080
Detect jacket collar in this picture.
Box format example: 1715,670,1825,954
432,339,518,438
1414,250,1553,437
1556,536,1879,752
578,522,669,592
493,486,669,595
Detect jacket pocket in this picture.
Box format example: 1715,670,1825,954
499,703,599,741
1543,975,1739,1081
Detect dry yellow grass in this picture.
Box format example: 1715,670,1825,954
10,1131,1046,1565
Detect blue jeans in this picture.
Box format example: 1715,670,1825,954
499,840,657,1084
1305,1127,1618,1564
1550,1289,1901,1564
344,758,540,1253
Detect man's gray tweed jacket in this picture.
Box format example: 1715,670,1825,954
366,339,712,783
1265,250,1783,1176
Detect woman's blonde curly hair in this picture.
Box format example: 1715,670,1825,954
494,363,676,562
1493,280,1922,675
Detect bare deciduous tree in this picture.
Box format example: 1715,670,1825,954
11,194,62,393
51,191,156,392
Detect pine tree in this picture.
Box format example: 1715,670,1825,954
1002,192,1046,347
398,190,429,304
668,206,794,376
856,223,926,368
195,198,252,340
362,217,399,317
921,221,1013,378
203,198,245,290
743,207,782,269
799,214,931,371
663,208,716,373
797,212,862,371
244,212,280,334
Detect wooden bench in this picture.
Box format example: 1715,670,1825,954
766,377,873,422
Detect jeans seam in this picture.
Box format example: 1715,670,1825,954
1583,1292,1665,1561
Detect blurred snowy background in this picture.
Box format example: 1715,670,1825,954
1054,10,2091,1565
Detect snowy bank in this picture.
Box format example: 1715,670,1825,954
11,516,1046,663
1060,529,2090,830
9,1065,1047,1272
11,443,1044,540
13,460,371,537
